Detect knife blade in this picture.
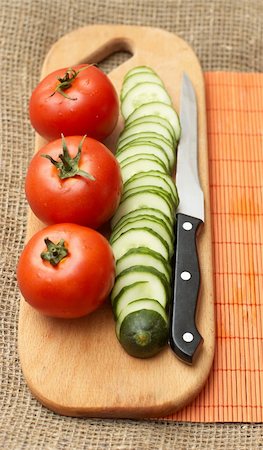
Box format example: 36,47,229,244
169,73,204,364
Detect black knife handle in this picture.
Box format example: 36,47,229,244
169,213,204,364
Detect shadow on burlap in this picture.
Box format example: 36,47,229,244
0,1,262,449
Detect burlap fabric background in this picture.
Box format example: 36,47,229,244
1,0,262,448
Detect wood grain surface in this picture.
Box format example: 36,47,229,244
18,25,215,418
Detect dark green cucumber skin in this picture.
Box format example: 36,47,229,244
118,309,168,358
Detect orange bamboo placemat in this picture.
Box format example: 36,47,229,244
168,72,263,422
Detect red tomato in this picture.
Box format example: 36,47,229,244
29,64,119,141
17,223,115,318
25,135,122,229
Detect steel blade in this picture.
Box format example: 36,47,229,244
176,73,204,221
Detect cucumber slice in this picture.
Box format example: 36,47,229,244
122,115,176,145
115,247,171,283
114,284,168,323
123,66,155,80
124,171,178,205
122,182,176,206
111,190,174,228
116,299,168,358
118,120,174,146
117,131,173,150
112,210,174,240
120,186,175,212
116,143,170,172
112,281,149,310
125,101,181,141
111,216,174,257
110,228,169,261
121,72,164,100
120,157,168,183
111,207,174,234
111,211,173,238
121,83,172,120
117,134,175,171
119,153,167,171
111,266,170,307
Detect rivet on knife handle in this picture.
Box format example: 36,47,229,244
169,213,203,364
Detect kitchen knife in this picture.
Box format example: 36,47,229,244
169,73,204,364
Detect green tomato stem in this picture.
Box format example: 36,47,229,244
41,238,69,266
41,135,96,181
49,65,94,100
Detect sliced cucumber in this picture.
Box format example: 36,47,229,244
115,247,171,283
116,299,168,358
124,171,178,206
117,134,176,171
111,281,149,310
120,156,168,183
122,182,176,205
125,101,181,141
119,153,166,171
110,227,170,261
111,190,174,228
108,65,181,359
121,115,176,145
111,266,170,307
112,210,174,239
116,143,170,172
111,207,174,234
121,72,164,100
120,186,175,212
118,120,174,146
121,83,172,120
110,216,174,257
123,66,155,80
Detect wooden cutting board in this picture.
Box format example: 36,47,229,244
18,25,215,418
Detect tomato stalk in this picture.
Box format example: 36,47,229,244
50,65,93,100
41,238,68,266
42,135,96,180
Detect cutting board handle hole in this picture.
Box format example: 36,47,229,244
78,38,133,74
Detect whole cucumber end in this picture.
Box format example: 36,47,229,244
118,309,168,358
